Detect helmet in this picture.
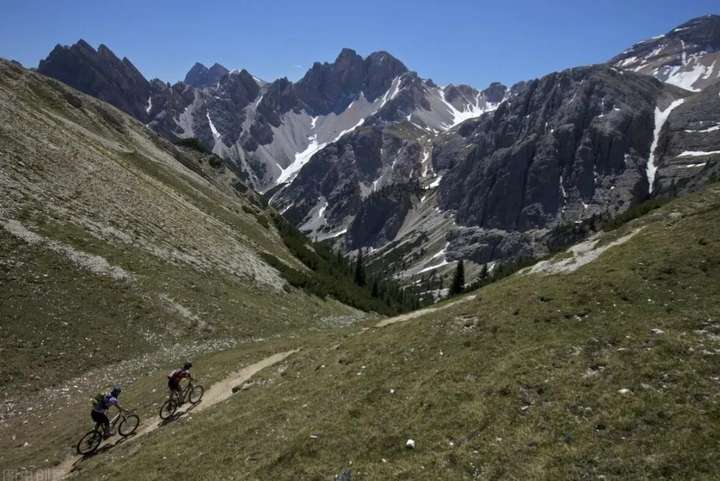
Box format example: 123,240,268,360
111,385,122,396
183,362,193,370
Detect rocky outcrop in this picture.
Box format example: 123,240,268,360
346,183,418,249
654,81,720,194
37,40,152,122
274,121,427,244
436,66,681,231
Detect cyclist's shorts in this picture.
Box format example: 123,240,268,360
91,410,109,425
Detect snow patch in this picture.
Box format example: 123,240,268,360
277,114,369,186
677,150,720,158
439,89,499,128
206,112,221,139
277,135,323,184
316,228,348,241
427,175,443,189
145,96,152,114
664,63,708,92
378,77,402,109
684,124,720,133
418,259,450,274
300,198,329,233
647,99,685,193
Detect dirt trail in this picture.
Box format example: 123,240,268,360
375,295,477,327
50,349,298,480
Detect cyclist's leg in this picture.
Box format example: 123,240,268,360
168,378,179,403
92,410,111,436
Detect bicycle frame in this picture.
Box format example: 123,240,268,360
170,380,194,403
93,408,124,431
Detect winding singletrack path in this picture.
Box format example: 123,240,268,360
375,295,476,327
51,349,299,480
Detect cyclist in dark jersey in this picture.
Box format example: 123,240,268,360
167,362,192,402
91,386,127,437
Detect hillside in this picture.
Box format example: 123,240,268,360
4,163,719,479
0,58,377,401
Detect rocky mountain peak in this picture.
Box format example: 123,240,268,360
335,47,363,62
37,40,151,121
363,50,408,101
666,14,720,47
184,62,230,88
611,14,720,91
482,82,509,103
96,43,117,58
294,48,408,115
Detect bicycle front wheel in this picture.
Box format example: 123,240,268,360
77,430,102,455
189,385,204,404
119,414,140,436
159,399,177,420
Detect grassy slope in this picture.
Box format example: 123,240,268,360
30,182,719,480
0,59,360,396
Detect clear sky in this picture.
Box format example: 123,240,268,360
1,0,717,88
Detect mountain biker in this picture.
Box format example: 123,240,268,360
167,362,193,402
91,385,127,438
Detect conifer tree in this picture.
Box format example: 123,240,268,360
450,259,465,296
354,249,366,287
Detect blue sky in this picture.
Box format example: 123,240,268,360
1,0,717,88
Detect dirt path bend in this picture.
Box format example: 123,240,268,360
51,349,299,480
375,295,477,328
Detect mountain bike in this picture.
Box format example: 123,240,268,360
76,410,140,455
159,380,204,420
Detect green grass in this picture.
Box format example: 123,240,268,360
0,228,157,391
0,211,355,394
119,150,294,265
19,180,718,481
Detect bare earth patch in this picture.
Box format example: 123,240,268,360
526,228,644,276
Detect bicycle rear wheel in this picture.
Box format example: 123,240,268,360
189,384,204,404
119,414,140,436
159,399,177,420
77,429,102,455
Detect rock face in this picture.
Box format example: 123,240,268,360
184,62,229,88
611,15,720,91
438,66,670,230
274,121,428,245
654,81,720,194
37,40,152,122
430,66,687,265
